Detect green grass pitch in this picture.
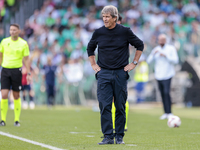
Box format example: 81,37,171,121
0,105,200,150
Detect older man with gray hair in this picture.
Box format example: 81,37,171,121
87,5,144,145
147,34,179,120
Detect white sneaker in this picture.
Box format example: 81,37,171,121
29,101,35,109
167,113,174,119
160,113,168,120
22,101,28,109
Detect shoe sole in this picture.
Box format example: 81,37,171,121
98,141,114,145
98,143,114,145
14,123,20,127
14,124,20,127
116,142,125,144
0,122,6,126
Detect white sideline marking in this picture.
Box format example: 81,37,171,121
0,131,65,150
86,135,95,137
190,132,200,134
126,144,137,146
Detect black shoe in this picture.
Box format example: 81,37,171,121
115,136,125,144
0,120,6,126
98,137,114,145
14,121,20,127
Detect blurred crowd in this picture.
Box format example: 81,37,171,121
1,0,200,104
0,0,16,23
0,0,16,42
21,0,200,68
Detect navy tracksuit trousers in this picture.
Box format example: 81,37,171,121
96,68,129,138
46,84,55,105
157,78,172,113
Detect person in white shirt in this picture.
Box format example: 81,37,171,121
147,34,179,120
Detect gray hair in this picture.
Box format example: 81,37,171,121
101,5,118,22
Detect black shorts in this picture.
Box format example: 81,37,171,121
1,67,22,91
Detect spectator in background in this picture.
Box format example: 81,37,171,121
8,90,14,109
190,21,200,57
42,56,57,106
182,0,200,15
0,2,6,23
198,0,200,7
29,9,46,26
159,0,173,14
149,10,165,27
24,21,34,39
62,58,83,84
126,5,140,20
46,12,56,28
5,0,15,7
21,65,35,109
0,0,4,9
94,0,108,7
70,43,84,60
108,0,118,7
29,19,42,35
134,54,149,103
147,34,179,120
167,11,181,24
0,28,4,41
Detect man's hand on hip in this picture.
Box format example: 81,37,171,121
124,63,136,72
92,64,101,73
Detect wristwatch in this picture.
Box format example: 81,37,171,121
27,72,31,75
132,61,138,65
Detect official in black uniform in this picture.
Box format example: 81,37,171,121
87,5,144,145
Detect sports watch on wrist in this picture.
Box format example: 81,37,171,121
27,72,31,75
132,61,138,65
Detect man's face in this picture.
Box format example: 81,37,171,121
47,57,52,65
102,13,116,29
158,37,166,47
9,26,20,38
